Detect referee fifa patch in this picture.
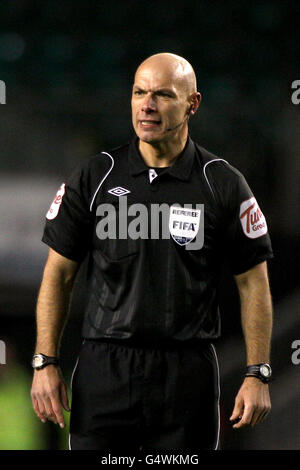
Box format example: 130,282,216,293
169,205,201,246
46,183,65,220
239,197,268,239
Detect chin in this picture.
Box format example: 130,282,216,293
137,131,163,145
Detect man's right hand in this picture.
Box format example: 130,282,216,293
31,365,70,428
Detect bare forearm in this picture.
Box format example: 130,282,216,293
236,263,273,365
35,266,75,356
240,284,272,363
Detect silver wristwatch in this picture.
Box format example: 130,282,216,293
245,363,272,383
32,353,59,370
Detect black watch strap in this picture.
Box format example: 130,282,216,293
245,363,272,383
32,353,59,370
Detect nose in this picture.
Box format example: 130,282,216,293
141,93,157,113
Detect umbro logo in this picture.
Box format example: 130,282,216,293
108,186,131,197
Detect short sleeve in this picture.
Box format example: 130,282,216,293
42,163,93,262
224,170,274,275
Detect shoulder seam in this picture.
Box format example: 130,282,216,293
89,152,115,211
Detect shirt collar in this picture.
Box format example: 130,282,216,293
128,136,195,181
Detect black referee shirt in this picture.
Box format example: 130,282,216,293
42,136,273,343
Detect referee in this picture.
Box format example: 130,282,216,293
31,53,273,452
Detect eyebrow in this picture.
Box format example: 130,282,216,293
133,85,176,96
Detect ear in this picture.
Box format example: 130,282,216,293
189,92,202,115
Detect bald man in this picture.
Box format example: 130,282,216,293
31,53,273,453
132,53,200,155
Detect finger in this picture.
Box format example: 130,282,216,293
49,390,65,428
230,415,243,426
43,396,58,424
259,408,270,424
233,405,254,429
31,393,42,419
60,382,71,412
250,407,263,426
34,396,49,422
252,405,270,426
32,396,47,423
230,398,244,421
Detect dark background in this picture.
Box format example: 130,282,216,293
0,0,299,450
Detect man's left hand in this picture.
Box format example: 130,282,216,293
230,377,271,428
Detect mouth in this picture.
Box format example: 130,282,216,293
139,120,161,129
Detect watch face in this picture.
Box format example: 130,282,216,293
260,364,271,377
33,355,45,368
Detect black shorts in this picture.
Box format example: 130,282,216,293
69,338,220,453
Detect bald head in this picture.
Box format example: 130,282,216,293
135,53,197,96
131,52,201,149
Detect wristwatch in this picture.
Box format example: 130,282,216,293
245,363,272,383
32,353,59,370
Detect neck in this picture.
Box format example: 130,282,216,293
138,132,188,168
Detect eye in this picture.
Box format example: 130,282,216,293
158,92,171,97
134,89,144,95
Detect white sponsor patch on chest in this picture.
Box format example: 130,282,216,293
239,197,268,239
46,183,65,220
169,205,201,246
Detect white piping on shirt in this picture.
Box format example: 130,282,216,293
210,343,221,450
203,159,228,199
68,346,82,451
89,152,115,212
